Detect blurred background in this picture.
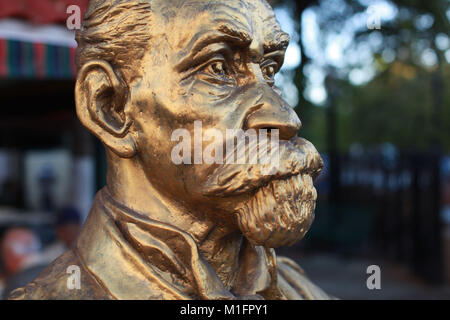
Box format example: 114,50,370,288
0,0,449,299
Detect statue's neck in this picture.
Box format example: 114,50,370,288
105,152,243,289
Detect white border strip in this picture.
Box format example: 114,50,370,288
0,18,77,47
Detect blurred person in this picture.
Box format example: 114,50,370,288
1,228,46,299
37,164,56,211
41,206,82,263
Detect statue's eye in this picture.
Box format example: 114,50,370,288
261,62,278,83
205,60,229,78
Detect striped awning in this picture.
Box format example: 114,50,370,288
0,0,89,79
0,38,76,79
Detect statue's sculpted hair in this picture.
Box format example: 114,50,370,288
75,0,152,80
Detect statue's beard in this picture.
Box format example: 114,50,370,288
201,136,323,248
235,173,317,248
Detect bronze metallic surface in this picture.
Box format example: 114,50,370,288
10,0,331,300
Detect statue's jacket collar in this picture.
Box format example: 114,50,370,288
76,189,280,300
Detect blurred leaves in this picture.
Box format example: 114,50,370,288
283,0,450,152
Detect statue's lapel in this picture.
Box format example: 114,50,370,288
77,189,235,300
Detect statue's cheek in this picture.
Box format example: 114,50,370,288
181,78,235,103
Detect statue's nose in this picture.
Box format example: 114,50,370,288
245,84,302,140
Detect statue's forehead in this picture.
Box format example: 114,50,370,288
153,0,284,51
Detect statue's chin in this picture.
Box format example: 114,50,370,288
235,173,317,248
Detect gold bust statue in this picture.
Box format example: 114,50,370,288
10,0,331,300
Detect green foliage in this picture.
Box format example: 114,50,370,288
292,0,450,152
297,100,328,152
339,63,449,151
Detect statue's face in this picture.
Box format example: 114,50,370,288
127,0,323,248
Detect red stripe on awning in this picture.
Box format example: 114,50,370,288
33,42,45,78
0,39,7,76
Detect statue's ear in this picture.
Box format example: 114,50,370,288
75,60,136,158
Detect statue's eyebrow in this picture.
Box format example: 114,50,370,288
263,31,290,53
175,25,252,71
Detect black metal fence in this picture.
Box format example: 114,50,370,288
305,148,444,284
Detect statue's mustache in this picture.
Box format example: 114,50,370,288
201,136,323,197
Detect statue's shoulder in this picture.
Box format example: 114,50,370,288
8,249,112,300
277,256,335,300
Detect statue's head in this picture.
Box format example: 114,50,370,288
75,0,323,249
